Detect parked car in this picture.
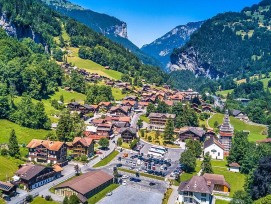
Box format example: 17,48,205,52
122,181,127,186
106,192,113,196
122,175,129,179
116,163,122,167
149,182,156,186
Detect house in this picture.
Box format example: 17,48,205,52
202,173,230,194
179,127,206,142
149,113,176,131
15,164,62,191
67,102,80,111
138,101,149,109
178,174,230,204
120,127,137,142
124,96,138,101
55,170,113,203
96,123,113,138
229,162,240,172
232,110,249,122
27,139,67,165
204,136,224,160
219,110,234,155
98,102,112,110
0,181,16,196
121,100,137,108
71,137,94,158
202,105,213,113
178,176,214,204
110,106,131,116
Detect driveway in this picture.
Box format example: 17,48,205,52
98,185,164,204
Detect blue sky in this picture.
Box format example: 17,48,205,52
71,0,261,47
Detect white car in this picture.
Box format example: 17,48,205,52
106,192,112,196
122,175,129,179
122,181,127,185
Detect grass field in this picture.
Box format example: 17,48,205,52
0,156,24,181
208,113,266,142
216,199,230,204
216,89,234,97
93,150,119,168
0,120,51,144
31,197,58,204
87,184,120,204
67,47,122,80
112,87,126,100
211,160,245,197
121,142,131,149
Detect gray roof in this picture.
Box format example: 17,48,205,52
232,109,244,117
16,164,46,181
120,127,137,134
149,113,176,119
178,176,213,194
179,127,206,137
204,136,224,150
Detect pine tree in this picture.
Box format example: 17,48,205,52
8,129,20,158
63,196,69,204
163,118,174,142
268,125,271,138
201,152,213,175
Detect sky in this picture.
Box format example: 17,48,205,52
71,0,261,47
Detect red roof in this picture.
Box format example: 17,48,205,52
220,132,233,137
229,162,240,168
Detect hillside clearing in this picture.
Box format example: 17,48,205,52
0,156,24,181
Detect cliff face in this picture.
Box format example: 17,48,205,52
0,11,46,46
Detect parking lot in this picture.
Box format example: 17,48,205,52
98,185,164,204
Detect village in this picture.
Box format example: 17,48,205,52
0,62,264,204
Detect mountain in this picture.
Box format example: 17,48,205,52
42,0,162,68
141,21,203,71
170,0,271,79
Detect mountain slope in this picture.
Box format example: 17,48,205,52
42,0,163,68
170,0,271,79
141,21,203,70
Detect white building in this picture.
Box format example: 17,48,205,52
229,162,240,172
203,136,224,160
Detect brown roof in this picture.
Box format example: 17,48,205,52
27,139,64,151
55,170,113,195
179,126,205,137
98,102,112,107
164,100,174,106
149,113,176,119
178,176,212,194
122,100,136,106
138,102,149,106
53,165,63,173
16,164,46,181
204,136,224,150
0,181,14,192
229,162,240,168
220,132,233,137
203,173,230,189
119,117,131,122
73,137,93,147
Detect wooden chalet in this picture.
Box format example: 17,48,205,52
71,137,94,157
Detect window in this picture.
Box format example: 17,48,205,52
201,198,206,202
218,152,220,156
184,191,188,196
201,193,206,197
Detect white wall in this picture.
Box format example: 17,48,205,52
204,144,224,160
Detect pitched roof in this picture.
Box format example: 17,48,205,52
232,109,242,116
122,100,136,106
179,127,206,137
119,117,131,122
203,173,230,189
204,136,225,150
0,181,14,192
149,113,176,119
26,139,64,151
229,162,240,168
120,127,137,134
55,170,113,195
16,164,46,181
98,102,111,107
73,137,93,147
178,176,212,194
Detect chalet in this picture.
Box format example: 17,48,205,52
179,127,206,142
119,116,131,124
105,80,115,86
84,132,107,141
178,174,230,204
232,109,249,122
164,100,174,106
120,127,137,142
79,104,95,115
121,100,137,108
170,94,184,103
71,137,94,158
98,102,112,110
138,101,149,109
96,123,113,138
229,163,240,172
67,102,80,111
124,96,138,101
113,121,129,128
55,171,113,203
156,92,165,101
27,139,67,165
204,136,224,160
142,84,151,91
110,106,131,116
149,113,176,131
16,164,62,191
0,181,16,197
202,105,213,113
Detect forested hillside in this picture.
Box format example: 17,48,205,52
0,0,166,85
171,0,271,80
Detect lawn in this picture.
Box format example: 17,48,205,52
216,199,230,204
216,89,234,97
0,156,24,181
118,168,165,181
112,87,126,101
31,197,58,204
0,119,51,144
49,89,86,103
211,160,245,197
93,150,119,168
0,198,5,204
87,184,119,204
121,142,131,149
67,47,122,80
162,188,173,204
208,113,266,142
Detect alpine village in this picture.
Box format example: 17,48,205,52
0,0,271,204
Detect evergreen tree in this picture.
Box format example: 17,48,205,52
8,129,20,158
56,111,74,142
146,103,155,116
63,196,69,204
201,152,213,175
98,138,109,149
186,139,202,158
268,125,271,138
163,118,174,142
69,195,80,204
